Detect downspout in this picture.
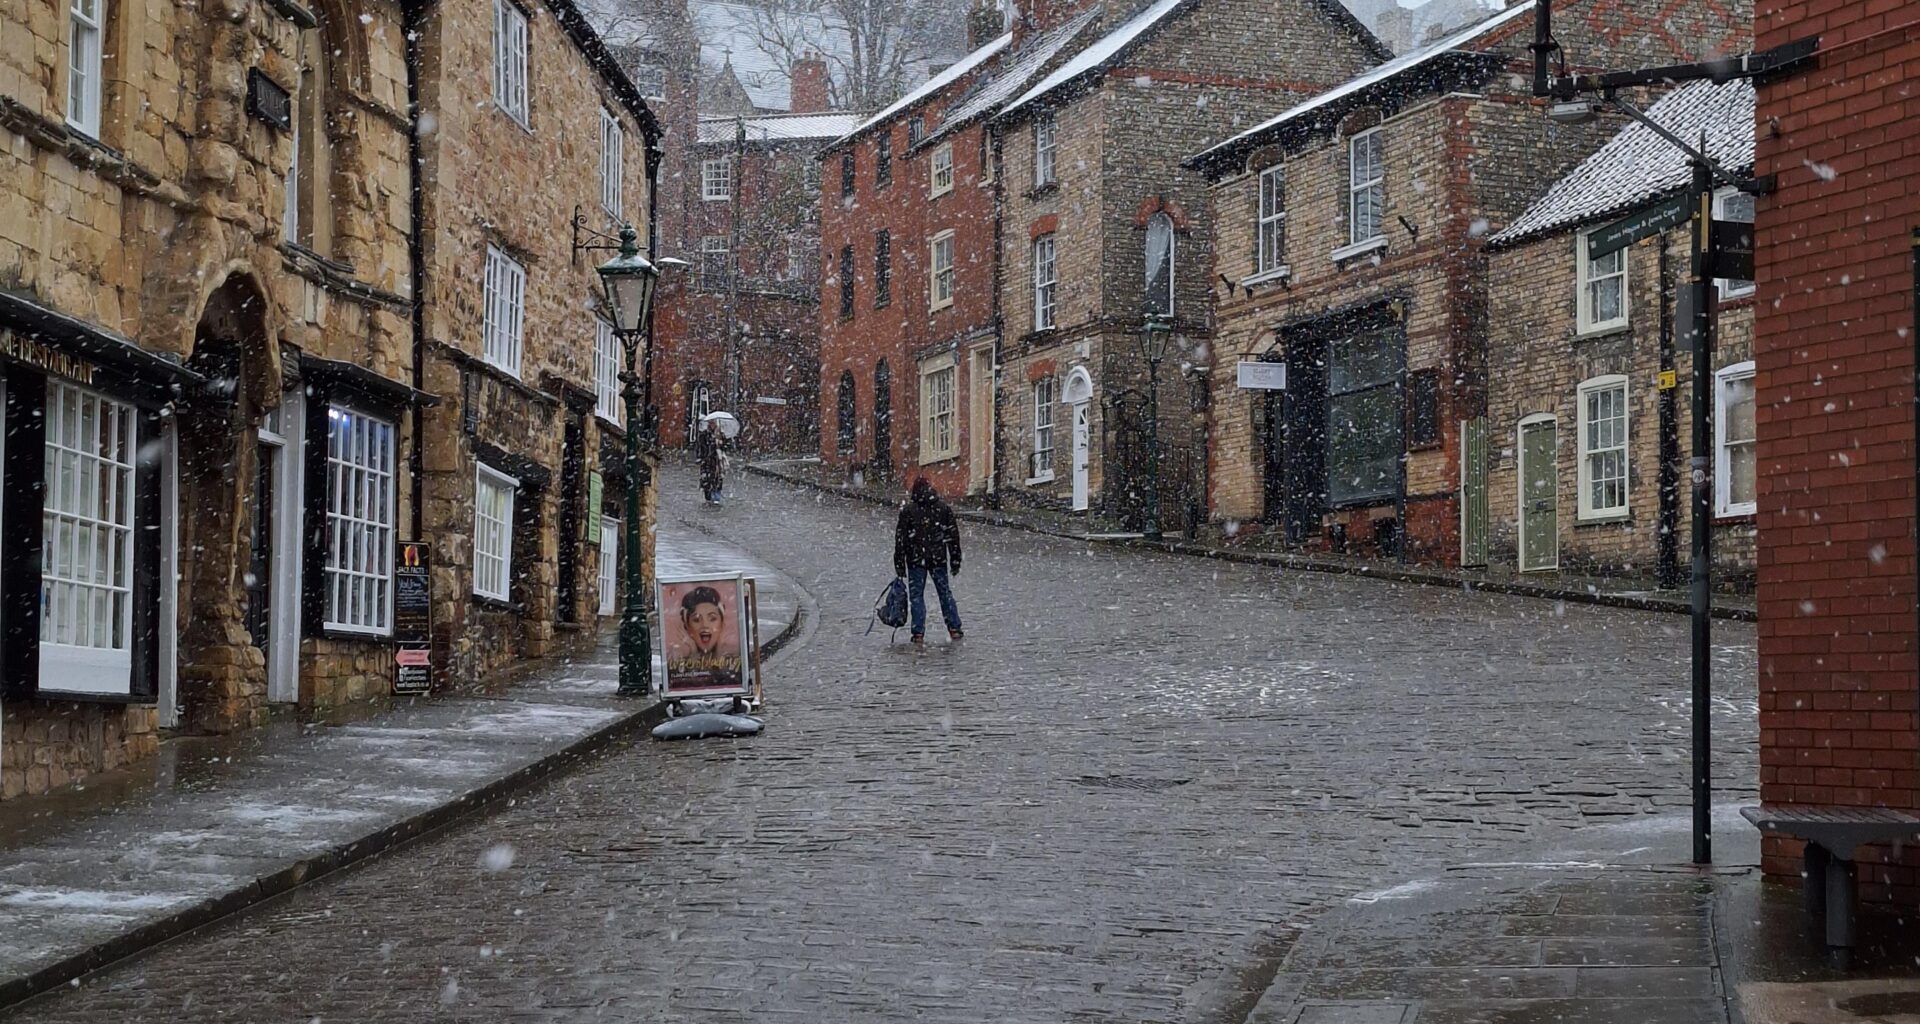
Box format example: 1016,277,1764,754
1657,238,1679,586
987,125,1004,509
404,0,428,541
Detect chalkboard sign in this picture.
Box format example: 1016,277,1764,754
394,541,431,695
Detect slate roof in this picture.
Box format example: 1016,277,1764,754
998,0,1391,120
1489,79,1757,247
1186,0,1531,173
831,33,1014,146
696,111,867,144
927,10,1100,144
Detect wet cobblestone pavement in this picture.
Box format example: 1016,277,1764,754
2,467,1758,1023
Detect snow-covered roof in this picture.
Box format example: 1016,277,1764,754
1489,79,1756,247
830,33,1014,145
1187,0,1533,170
998,0,1187,118
929,11,1100,143
697,111,867,144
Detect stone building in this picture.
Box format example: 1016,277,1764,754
1188,0,1748,564
0,0,658,800
815,10,1019,496
1483,80,1756,585
413,0,660,686
989,0,1388,527
1748,1,1920,901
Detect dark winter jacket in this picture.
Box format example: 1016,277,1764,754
894,482,961,577
696,428,722,489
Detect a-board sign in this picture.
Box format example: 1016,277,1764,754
656,573,754,700
394,541,431,695
1588,193,1690,261
1237,361,1287,390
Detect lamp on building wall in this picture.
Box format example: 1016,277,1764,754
1138,313,1173,543
595,224,680,696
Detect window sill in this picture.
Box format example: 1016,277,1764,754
1716,507,1757,522
1241,266,1291,288
498,106,532,135
1574,513,1630,527
1027,182,1059,200
930,185,953,200
1026,472,1056,485
473,593,523,614
919,452,960,467
595,412,624,432
322,627,394,642
1574,323,1630,342
1330,237,1388,263
929,301,954,313
874,299,892,311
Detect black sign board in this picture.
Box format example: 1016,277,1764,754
1588,194,1691,261
1711,218,1755,281
247,68,292,132
394,541,431,695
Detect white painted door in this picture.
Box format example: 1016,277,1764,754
1071,402,1090,512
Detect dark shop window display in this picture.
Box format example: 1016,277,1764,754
1326,327,1401,505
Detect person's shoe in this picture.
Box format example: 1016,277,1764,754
910,634,925,645
949,628,964,641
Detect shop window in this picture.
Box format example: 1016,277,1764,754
493,0,529,126
40,382,136,692
1715,361,1756,516
324,406,396,634
598,517,618,615
594,318,620,423
1576,375,1629,519
1326,328,1400,505
482,246,526,375
473,463,517,602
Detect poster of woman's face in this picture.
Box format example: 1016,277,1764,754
658,576,747,696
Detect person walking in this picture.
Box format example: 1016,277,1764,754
893,477,963,644
695,419,724,504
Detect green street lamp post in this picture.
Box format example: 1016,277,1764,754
1140,314,1172,543
596,225,665,696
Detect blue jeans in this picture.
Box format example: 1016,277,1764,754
907,565,961,636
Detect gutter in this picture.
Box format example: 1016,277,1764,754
405,0,428,540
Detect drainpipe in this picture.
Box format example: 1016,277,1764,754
404,0,429,541
987,126,1004,510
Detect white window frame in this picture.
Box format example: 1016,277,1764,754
1145,212,1175,318
1032,233,1056,331
1713,188,1756,300
39,381,136,695
1256,164,1287,277
919,353,958,463
283,62,305,241
594,317,621,424
66,0,103,137
1347,128,1383,247
702,157,732,201
1033,115,1056,188
1575,374,1630,521
600,108,624,218
473,463,517,602
493,0,529,127
1030,376,1056,483
930,142,954,197
482,245,526,376
323,405,396,636
1576,229,1629,334
699,235,729,291
1715,360,1757,518
598,517,618,616
929,230,955,310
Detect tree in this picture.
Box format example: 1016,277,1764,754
735,0,964,111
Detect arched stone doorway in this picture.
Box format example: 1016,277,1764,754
177,273,282,733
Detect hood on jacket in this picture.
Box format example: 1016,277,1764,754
910,477,940,505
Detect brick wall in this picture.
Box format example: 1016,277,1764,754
1752,2,1920,900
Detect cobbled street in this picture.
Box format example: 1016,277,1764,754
3,466,1758,1024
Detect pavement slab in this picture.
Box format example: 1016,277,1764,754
0,516,804,1010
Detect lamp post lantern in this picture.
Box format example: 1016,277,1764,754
597,225,664,696
1139,314,1172,543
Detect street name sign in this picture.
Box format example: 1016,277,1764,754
1711,218,1754,280
1588,194,1691,261
1237,361,1287,390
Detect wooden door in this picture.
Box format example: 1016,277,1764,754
1518,417,1558,572
1460,416,1488,567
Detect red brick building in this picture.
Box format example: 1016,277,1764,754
816,15,1019,496
1752,2,1920,899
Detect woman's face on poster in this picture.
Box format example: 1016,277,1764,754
685,602,724,653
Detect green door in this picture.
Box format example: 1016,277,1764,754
1460,417,1489,567
1518,418,1558,572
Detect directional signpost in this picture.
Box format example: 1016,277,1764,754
1587,193,1691,261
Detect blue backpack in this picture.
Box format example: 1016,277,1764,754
871,576,909,633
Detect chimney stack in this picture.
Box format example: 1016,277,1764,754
789,52,830,112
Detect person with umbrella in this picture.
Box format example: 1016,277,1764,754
696,411,738,504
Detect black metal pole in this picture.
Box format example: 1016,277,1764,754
1146,353,1163,542
1688,155,1714,865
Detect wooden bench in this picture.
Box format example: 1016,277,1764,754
1742,804,1920,968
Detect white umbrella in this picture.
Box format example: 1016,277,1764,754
699,410,741,439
